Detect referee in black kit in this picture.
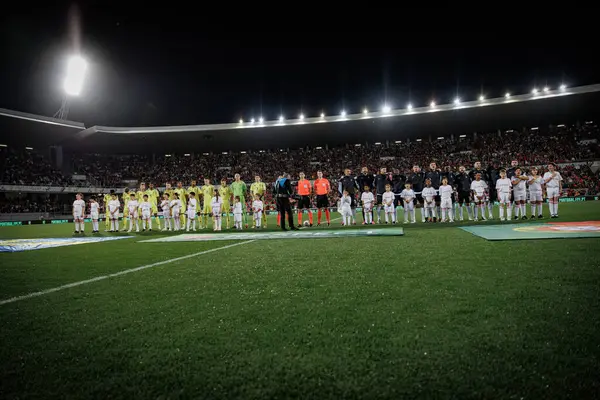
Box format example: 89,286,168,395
274,173,299,231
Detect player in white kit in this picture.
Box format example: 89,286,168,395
528,167,544,219
233,196,243,230
543,163,562,218
339,190,353,226
422,179,437,222
169,193,182,231
382,184,396,224
127,193,140,232
186,193,198,231
511,168,529,220
470,173,487,221
108,193,121,232
72,193,86,234
139,194,153,231
361,185,375,225
160,194,172,231
211,191,223,231
89,196,100,233
439,177,454,222
400,183,416,224
252,194,264,229
495,169,512,221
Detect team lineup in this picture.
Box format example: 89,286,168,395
70,161,564,234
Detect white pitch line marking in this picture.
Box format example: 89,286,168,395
0,240,255,306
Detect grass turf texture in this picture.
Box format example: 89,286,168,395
1,202,599,399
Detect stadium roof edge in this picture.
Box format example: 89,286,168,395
89,83,600,135
0,107,84,129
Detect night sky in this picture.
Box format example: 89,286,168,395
2,4,599,128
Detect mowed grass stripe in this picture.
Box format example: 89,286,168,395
0,240,255,306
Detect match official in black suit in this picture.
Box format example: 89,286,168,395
274,173,298,231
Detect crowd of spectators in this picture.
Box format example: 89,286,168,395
1,124,599,214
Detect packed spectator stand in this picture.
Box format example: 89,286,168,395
1,123,599,214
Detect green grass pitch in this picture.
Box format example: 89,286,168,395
1,203,600,399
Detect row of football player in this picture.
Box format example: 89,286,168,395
334,166,563,224
71,191,267,234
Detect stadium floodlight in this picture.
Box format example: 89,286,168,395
559,84,566,91
453,97,461,105
430,101,436,107
459,134,467,138
532,88,538,94
63,56,87,96
382,104,391,113
395,140,401,144
250,118,255,123
341,110,347,117
437,136,444,140
299,113,304,120
0,144,7,148
54,55,88,119
407,103,413,110
316,146,322,149
543,87,549,93
363,108,368,114
416,138,422,142
279,115,284,122
258,117,264,123
505,92,511,98
184,153,191,157
479,95,485,101
375,142,381,145
25,146,33,150
320,112,325,118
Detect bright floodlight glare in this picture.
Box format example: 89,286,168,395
430,101,436,107
454,97,460,105
543,87,549,92
532,88,538,94
299,114,304,120
341,110,347,117
279,115,284,121
479,95,485,101
63,55,87,96
382,104,391,113
407,103,413,110
239,119,243,124
363,108,368,114
505,92,511,98
320,112,325,118
560,84,566,91
258,117,264,123
250,118,255,123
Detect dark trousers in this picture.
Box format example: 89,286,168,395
277,197,295,230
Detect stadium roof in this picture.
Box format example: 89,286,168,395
1,84,600,153
0,108,84,149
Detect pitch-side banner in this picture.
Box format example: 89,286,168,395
0,236,133,252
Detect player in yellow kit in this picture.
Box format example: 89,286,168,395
201,178,215,229
250,175,268,228
187,179,202,226
147,183,161,229
121,188,132,231
174,181,187,230
218,178,233,229
164,182,175,202
103,191,113,231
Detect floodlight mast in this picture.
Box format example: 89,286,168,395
54,55,87,120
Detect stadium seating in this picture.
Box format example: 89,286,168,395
1,124,599,213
